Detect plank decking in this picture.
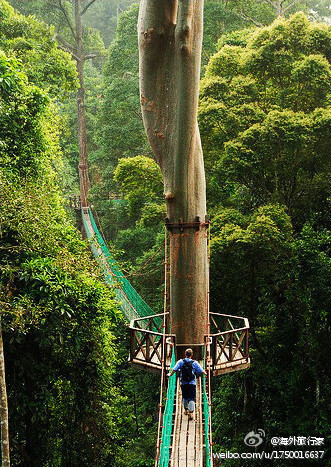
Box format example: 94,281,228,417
170,377,204,466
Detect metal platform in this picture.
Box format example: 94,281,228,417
129,314,175,372
208,312,250,376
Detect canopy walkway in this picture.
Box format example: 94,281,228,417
81,206,154,322
171,377,204,466
79,203,250,466
157,357,212,467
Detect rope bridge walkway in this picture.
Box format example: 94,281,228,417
80,204,249,466
81,206,213,465
171,377,204,466
81,206,154,322
157,348,212,467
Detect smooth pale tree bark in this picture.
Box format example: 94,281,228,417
0,318,10,467
138,0,208,354
264,0,297,16
56,0,98,208
75,0,90,207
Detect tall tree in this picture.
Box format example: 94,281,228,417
0,318,10,467
37,0,105,207
138,0,208,352
74,0,92,207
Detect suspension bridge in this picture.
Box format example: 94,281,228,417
78,203,250,466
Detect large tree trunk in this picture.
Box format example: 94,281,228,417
75,0,90,208
0,319,10,467
138,0,208,355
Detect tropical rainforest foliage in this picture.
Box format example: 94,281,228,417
1,0,330,465
199,12,330,463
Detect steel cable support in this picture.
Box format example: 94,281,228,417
158,349,176,467
82,207,156,321
203,346,213,467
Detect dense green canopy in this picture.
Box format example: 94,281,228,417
198,13,331,455
1,1,330,465
200,13,331,227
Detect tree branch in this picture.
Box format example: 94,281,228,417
57,45,79,61
59,0,76,39
80,0,98,16
56,33,74,51
84,53,97,60
284,0,297,14
70,51,80,61
238,10,264,27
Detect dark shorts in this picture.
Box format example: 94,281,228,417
181,383,196,402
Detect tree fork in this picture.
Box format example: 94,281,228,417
138,0,208,356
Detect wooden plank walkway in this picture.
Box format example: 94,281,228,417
170,377,204,466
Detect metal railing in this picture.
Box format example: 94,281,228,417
129,313,175,371
157,349,176,466
203,345,213,466
209,312,250,375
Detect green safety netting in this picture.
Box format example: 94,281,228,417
203,350,212,467
82,207,212,465
82,207,155,322
158,352,213,467
158,349,176,466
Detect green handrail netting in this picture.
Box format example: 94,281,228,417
82,207,212,465
158,349,176,466
82,207,155,321
203,349,212,467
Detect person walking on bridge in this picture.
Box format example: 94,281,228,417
167,348,206,420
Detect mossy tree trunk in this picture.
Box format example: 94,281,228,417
138,0,208,354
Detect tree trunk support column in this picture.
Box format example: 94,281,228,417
166,218,209,359
138,0,208,359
